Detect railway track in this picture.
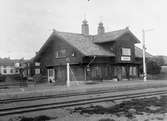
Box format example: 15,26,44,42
0,85,167,116
1,82,167,104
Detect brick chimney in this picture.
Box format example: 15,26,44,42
81,19,89,35
97,22,105,34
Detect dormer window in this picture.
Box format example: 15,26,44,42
122,48,131,56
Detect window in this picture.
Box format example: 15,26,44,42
3,69,6,73
133,67,137,76
28,69,30,75
35,69,40,74
15,63,20,67
122,48,131,56
71,51,76,57
15,70,19,73
10,69,13,73
35,62,40,66
56,49,66,58
130,66,137,76
48,69,54,76
121,48,131,61
121,66,126,76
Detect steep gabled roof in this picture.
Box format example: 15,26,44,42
135,46,153,58
0,58,27,66
34,28,151,62
94,28,140,43
54,30,114,57
0,58,14,66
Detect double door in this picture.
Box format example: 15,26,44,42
48,66,67,83
48,68,55,83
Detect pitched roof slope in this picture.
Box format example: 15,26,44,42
35,29,151,61
94,28,140,43
54,30,115,57
0,58,14,66
0,58,26,66
135,46,152,58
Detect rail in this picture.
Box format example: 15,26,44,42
0,85,167,116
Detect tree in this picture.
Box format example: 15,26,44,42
147,60,161,74
0,74,6,82
152,56,165,66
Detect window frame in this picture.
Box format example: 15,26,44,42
3,69,7,73
55,49,66,58
35,68,40,74
122,48,131,56
10,69,13,74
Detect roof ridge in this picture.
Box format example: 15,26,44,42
53,28,128,36
53,29,92,36
100,28,127,34
93,28,127,36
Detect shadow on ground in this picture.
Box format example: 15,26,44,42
72,96,167,117
9,115,56,121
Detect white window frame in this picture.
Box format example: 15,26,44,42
122,48,131,56
56,49,66,58
35,68,40,74
35,62,40,66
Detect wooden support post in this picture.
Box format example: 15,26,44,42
84,66,87,81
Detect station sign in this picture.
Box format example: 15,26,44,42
121,56,131,61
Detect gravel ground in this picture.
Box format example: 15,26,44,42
1,80,167,100
2,95,167,121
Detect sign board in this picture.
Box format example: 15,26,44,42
121,56,131,61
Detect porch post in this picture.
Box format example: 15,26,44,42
67,63,70,87
84,66,87,81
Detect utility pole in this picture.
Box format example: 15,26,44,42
142,29,154,82
66,56,70,87
142,30,147,82
67,63,70,87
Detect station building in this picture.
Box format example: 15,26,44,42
28,20,152,85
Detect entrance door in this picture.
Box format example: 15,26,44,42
121,66,130,80
48,69,55,83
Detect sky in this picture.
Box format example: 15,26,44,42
0,0,167,59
